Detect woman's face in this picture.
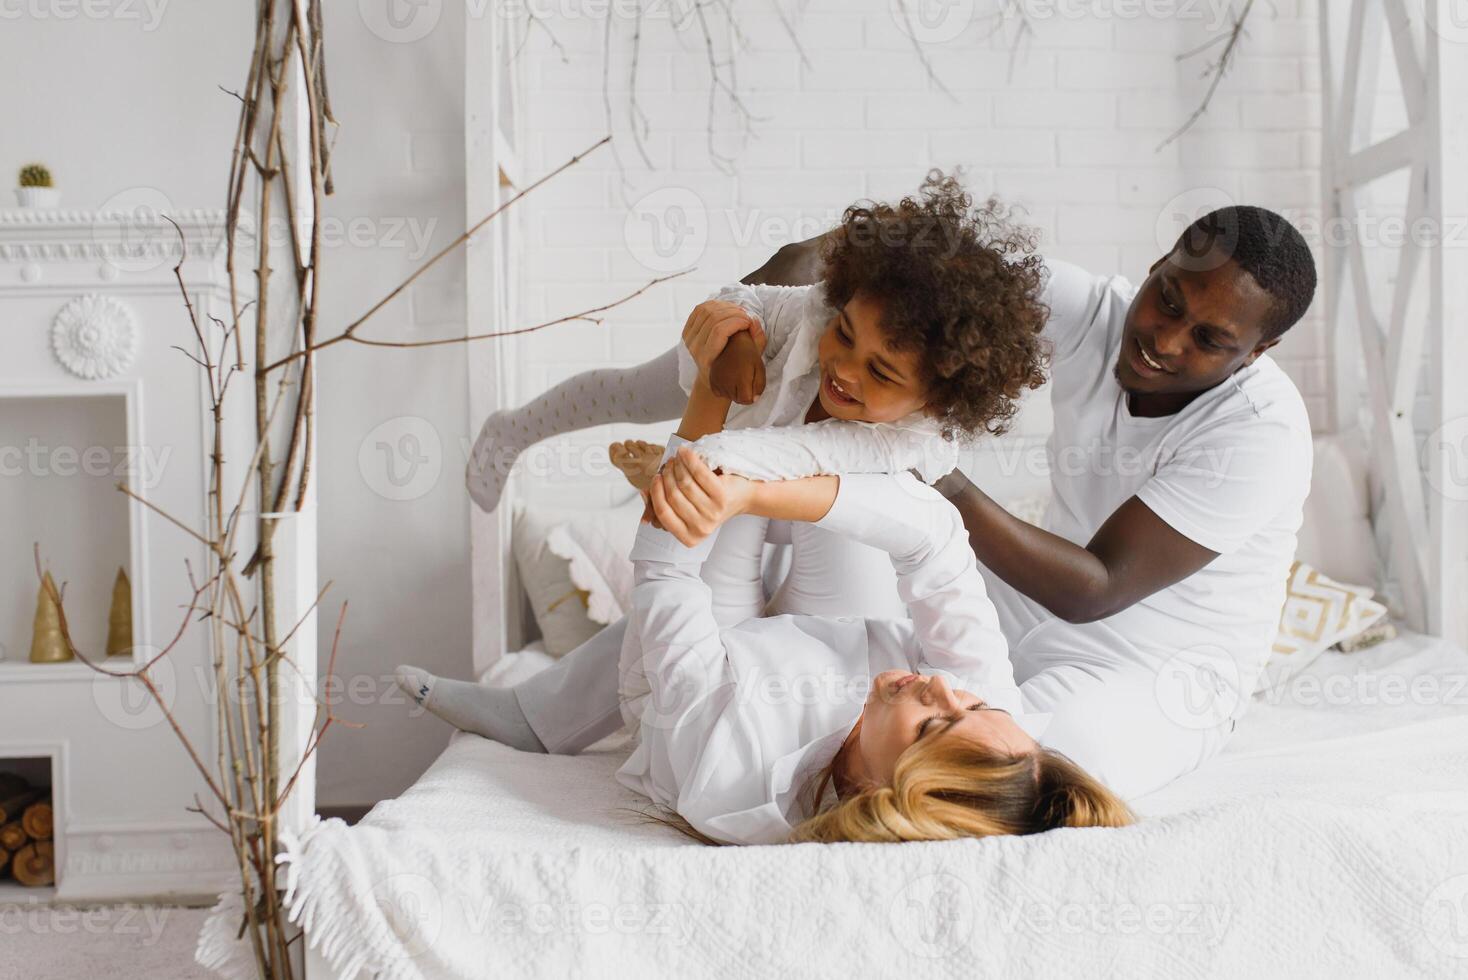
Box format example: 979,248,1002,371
856,670,1036,785
815,291,930,423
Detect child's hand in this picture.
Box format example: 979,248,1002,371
708,331,766,405
682,299,765,396
647,446,754,547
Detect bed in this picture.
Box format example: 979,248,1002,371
205,629,1468,979
193,434,1468,979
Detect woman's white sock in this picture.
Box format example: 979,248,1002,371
466,345,685,512
395,664,547,753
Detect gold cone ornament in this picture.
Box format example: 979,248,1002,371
28,572,71,663
106,566,133,657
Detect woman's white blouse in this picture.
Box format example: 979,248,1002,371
614,461,1031,846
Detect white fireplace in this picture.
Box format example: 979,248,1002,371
0,209,247,901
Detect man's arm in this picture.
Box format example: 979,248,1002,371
935,471,1217,624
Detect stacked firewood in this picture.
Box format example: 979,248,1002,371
0,774,54,887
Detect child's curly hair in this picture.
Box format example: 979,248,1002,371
820,171,1050,438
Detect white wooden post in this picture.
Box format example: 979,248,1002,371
465,8,527,678
1423,0,1468,646
1318,0,1468,646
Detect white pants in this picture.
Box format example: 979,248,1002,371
517,516,905,754
983,567,1237,800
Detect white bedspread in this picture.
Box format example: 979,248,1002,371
200,633,1468,979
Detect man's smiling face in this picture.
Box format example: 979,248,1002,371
1116,245,1281,406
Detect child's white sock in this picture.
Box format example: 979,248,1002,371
466,346,685,512
395,664,547,753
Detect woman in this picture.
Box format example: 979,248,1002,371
399,173,1051,757
616,440,1130,845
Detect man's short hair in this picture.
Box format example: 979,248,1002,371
1176,205,1317,341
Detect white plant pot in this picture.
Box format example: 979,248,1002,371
14,187,61,208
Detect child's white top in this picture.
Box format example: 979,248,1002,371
676,282,959,483
616,440,1042,845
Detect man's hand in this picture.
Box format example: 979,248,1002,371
682,300,766,397
647,446,754,547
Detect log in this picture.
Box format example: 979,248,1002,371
0,821,24,851
13,840,53,887
0,789,40,824
21,800,51,841
0,845,9,877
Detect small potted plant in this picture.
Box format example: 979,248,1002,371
15,164,60,208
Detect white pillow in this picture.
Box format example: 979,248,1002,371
1295,435,1377,589
511,496,643,656
547,498,643,626
1253,561,1388,694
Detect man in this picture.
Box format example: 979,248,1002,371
411,205,1315,800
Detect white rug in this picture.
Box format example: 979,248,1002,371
0,903,211,980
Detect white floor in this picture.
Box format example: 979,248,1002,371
1,903,212,979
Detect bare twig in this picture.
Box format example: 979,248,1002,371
262,135,613,374
1158,0,1258,151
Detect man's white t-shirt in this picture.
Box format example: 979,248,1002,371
989,259,1314,703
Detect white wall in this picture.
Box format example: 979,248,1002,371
510,0,1327,509
0,1,469,806
2,0,1331,807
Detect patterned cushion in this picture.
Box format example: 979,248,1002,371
1255,561,1388,693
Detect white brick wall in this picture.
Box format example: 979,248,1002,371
510,0,1327,505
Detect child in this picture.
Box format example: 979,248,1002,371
402,172,1051,754
465,171,1049,510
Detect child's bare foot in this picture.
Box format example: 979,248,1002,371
609,440,664,492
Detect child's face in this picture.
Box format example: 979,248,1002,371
815,291,929,423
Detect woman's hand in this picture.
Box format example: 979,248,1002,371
682,300,765,393
647,446,755,547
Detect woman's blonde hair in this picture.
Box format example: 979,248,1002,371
789,731,1133,844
